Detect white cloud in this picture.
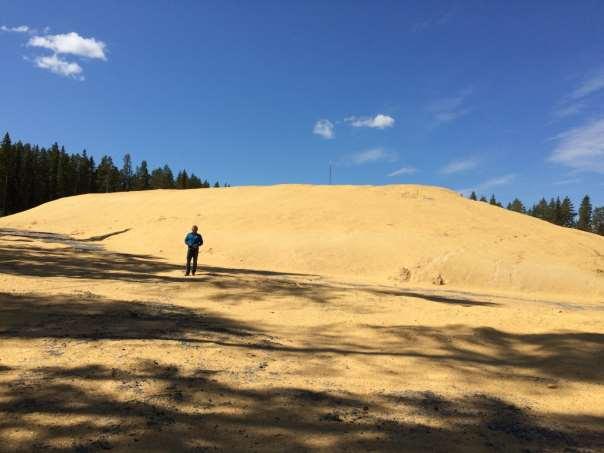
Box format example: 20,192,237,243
459,174,516,196
549,117,604,173
313,119,334,139
553,102,585,119
1,25,29,33
4,27,105,79
388,166,417,177
314,113,395,138
34,54,83,78
426,88,472,124
17,30,109,79
554,68,604,118
440,157,479,174
569,69,604,100
480,174,516,188
28,32,107,60
345,114,395,129
343,148,398,165
553,178,581,186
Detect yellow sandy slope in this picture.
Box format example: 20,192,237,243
1,184,603,451
1,184,603,301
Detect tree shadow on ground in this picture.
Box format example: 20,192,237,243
0,292,602,385
2,226,603,451
0,228,497,308
366,324,604,384
0,227,316,281
0,292,260,343
0,361,602,452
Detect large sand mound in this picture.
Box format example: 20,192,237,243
1,185,603,451
1,184,603,301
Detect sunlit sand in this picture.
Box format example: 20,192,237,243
1,185,602,451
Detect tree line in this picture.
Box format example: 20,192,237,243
2,130,601,236
468,191,604,236
0,132,228,216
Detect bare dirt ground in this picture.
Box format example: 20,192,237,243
1,228,603,452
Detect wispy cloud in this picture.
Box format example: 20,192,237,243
1,25,29,33
313,119,334,139
411,8,454,33
459,174,516,196
553,102,585,119
388,166,417,177
481,174,516,188
28,32,107,60
548,117,604,173
345,114,395,129
340,148,398,166
34,54,83,79
554,67,604,118
1,25,50,35
569,68,604,100
426,88,473,124
440,157,479,174
553,177,581,186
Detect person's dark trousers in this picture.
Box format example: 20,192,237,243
186,246,199,275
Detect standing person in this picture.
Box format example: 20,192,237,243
184,225,203,276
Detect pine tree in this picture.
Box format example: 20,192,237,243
13,141,24,212
545,198,556,223
88,156,96,193
592,207,604,236
37,148,51,203
489,194,502,207
75,151,89,194
559,196,576,227
134,160,150,190
577,195,593,231
479,195,488,202
189,174,202,188
69,153,79,194
150,165,175,189
55,146,70,198
214,181,220,188
508,198,526,213
552,197,563,225
162,165,175,188
469,191,477,201
0,132,224,215
47,143,61,200
0,133,12,215
66,147,77,196
121,153,133,191
530,198,549,220
96,155,120,193
176,170,189,189
150,168,163,189
20,143,35,210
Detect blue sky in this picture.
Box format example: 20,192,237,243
1,0,603,205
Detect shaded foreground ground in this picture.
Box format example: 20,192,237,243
0,229,603,452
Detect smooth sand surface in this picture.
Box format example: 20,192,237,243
0,185,603,451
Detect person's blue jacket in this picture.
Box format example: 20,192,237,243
185,232,203,248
